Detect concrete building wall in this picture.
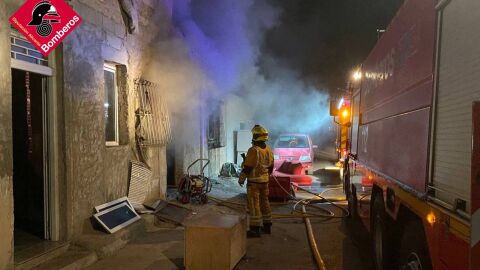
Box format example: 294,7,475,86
208,147,227,178
0,0,173,264
62,11,108,236
0,1,14,268
171,109,208,183
62,0,171,236
224,95,254,164
205,95,254,178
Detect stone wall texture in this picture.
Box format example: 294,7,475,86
63,0,172,236
0,0,175,264
0,1,14,269
208,147,227,178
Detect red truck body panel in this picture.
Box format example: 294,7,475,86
471,102,480,270
357,0,436,193
344,1,476,269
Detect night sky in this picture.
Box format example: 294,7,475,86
260,0,404,94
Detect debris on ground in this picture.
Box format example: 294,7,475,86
127,161,153,212
312,167,342,186
92,197,141,234
154,200,193,226
219,162,241,177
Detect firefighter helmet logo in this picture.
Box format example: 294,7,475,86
28,1,60,37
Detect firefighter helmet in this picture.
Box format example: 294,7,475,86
251,125,269,142
28,1,59,26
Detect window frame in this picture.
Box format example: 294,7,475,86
207,102,225,149
104,64,119,146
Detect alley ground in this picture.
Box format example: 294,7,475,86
85,160,374,270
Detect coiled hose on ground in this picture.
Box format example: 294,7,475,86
209,174,349,270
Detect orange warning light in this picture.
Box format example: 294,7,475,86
426,212,436,225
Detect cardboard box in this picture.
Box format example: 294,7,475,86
185,213,246,270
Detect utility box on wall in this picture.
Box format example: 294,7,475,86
184,213,246,270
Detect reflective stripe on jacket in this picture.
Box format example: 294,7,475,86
243,145,273,183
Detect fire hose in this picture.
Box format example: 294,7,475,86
269,174,344,270
208,174,349,270
302,205,327,270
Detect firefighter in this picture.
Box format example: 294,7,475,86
238,125,274,238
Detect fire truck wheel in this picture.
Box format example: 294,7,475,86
397,221,432,270
372,195,392,270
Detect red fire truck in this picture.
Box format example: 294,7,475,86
332,97,351,160
332,0,480,269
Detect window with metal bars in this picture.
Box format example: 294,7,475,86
134,79,171,148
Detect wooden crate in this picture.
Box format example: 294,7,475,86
185,213,246,270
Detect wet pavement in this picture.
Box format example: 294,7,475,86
86,160,374,270
231,160,374,270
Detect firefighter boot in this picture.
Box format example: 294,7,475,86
247,226,261,238
263,223,272,234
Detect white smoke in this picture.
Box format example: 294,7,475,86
142,0,335,148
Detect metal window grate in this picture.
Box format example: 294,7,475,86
11,30,48,66
134,78,172,147
128,161,152,205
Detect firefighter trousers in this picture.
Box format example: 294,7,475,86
247,182,272,227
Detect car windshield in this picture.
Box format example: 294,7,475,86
274,135,309,148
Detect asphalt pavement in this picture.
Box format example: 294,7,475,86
234,160,374,270
86,160,374,270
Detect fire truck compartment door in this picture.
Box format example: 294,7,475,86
431,0,480,212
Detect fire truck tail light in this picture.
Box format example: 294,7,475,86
426,212,436,225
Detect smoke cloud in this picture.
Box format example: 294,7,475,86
143,0,278,114
143,0,335,148
237,61,334,146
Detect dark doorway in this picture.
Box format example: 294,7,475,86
12,69,47,248
167,144,176,186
